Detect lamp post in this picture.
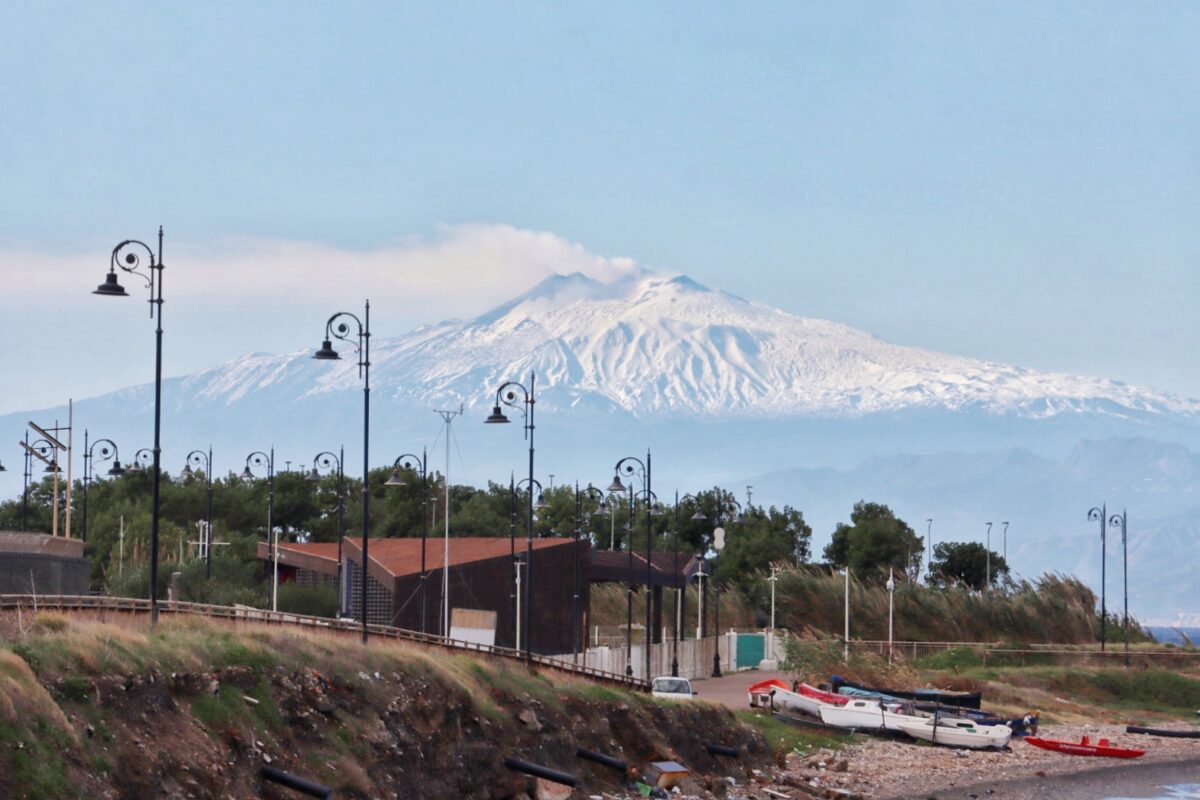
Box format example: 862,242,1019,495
574,483,607,664
678,492,707,677
485,372,538,660
385,450,427,632
94,227,165,624
925,518,933,580
1109,510,1129,666
985,521,992,590
243,450,276,609
309,448,346,616
886,568,896,664
610,454,651,679
708,493,741,678
182,447,214,578
83,433,125,543
1087,504,1108,652
1002,521,1009,569
313,302,371,645
513,477,548,651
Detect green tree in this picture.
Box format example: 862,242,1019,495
930,541,1008,590
823,501,922,580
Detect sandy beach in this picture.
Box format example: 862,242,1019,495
768,723,1200,800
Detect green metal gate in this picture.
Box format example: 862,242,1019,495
735,633,765,670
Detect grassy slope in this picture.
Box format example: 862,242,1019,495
0,611,791,800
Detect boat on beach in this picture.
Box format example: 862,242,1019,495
894,715,1013,749
832,675,983,710
747,678,847,717
1025,735,1145,758
818,697,925,733
1125,725,1200,739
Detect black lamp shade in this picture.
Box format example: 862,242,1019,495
306,468,321,482
108,461,125,476
0,461,6,472
241,466,255,479
484,405,509,424
93,271,129,296
181,463,194,478
313,339,340,360
691,510,708,521
607,476,626,493
533,493,548,510
45,461,60,473
384,469,406,486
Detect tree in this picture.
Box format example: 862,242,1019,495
930,541,1008,590
823,501,922,580
719,505,812,591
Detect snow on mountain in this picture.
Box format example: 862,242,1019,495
177,270,1200,421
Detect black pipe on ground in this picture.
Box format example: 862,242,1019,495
575,746,628,774
260,765,333,798
503,757,579,787
704,743,740,758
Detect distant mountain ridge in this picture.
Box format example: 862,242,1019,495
166,269,1200,421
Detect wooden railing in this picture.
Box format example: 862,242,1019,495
0,594,648,691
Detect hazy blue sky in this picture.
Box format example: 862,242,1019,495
2,2,1199,413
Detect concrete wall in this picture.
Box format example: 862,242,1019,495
0,551,90,595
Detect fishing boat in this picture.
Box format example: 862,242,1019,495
1026,735,1144,758
894,716,1013,749
818,697,925,733
1126,725,1200,739
747,679,847,717
832,675,982,710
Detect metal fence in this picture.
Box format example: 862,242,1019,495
0,594,647,690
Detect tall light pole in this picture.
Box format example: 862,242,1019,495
1109,510,1129,666
313,302,371,645
610,453,652,679
83,433,125,543
886,568,896,664
1087,504,1108,651
843,564,850,664
514,477,548,651
93,227,165,623
574,483,607,664
985,521,992,590
385,450,427,632
243,450,276,609
768,564,780,631
925,518,933,579
702,492,741,678
309,448,346,615
675,492,707,677
485,372,537,660
182,447,214,578
1001,521,1009,569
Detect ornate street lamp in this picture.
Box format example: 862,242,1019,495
82,432,125,543
1109,510,1129,666
386,450,427,632
313,302,371,644
512,476,548,651
243,450,276,609
485,372,538,660
1087,504,1108,651
125,448,154,473
94,227,165,623
611,452,655,680
183,447,214,578
574,483,607,664
706,492,742,677
675,492,706,676
307,449,346,615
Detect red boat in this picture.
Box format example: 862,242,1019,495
1025,735,1145,759
748,679,848,717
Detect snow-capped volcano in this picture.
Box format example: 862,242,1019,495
183,269,1198,420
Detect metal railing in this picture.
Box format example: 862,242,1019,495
0,594,647,690
844,638,1200,666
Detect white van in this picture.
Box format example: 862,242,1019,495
650,676,697,700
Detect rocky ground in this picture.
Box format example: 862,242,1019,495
639,723,1199,800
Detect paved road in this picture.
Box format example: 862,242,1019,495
689,669,794,710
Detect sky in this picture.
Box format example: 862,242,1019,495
2,2,1199,416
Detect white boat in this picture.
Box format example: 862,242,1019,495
894,716,1012,749
818,698,924,732
747,679,848,718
